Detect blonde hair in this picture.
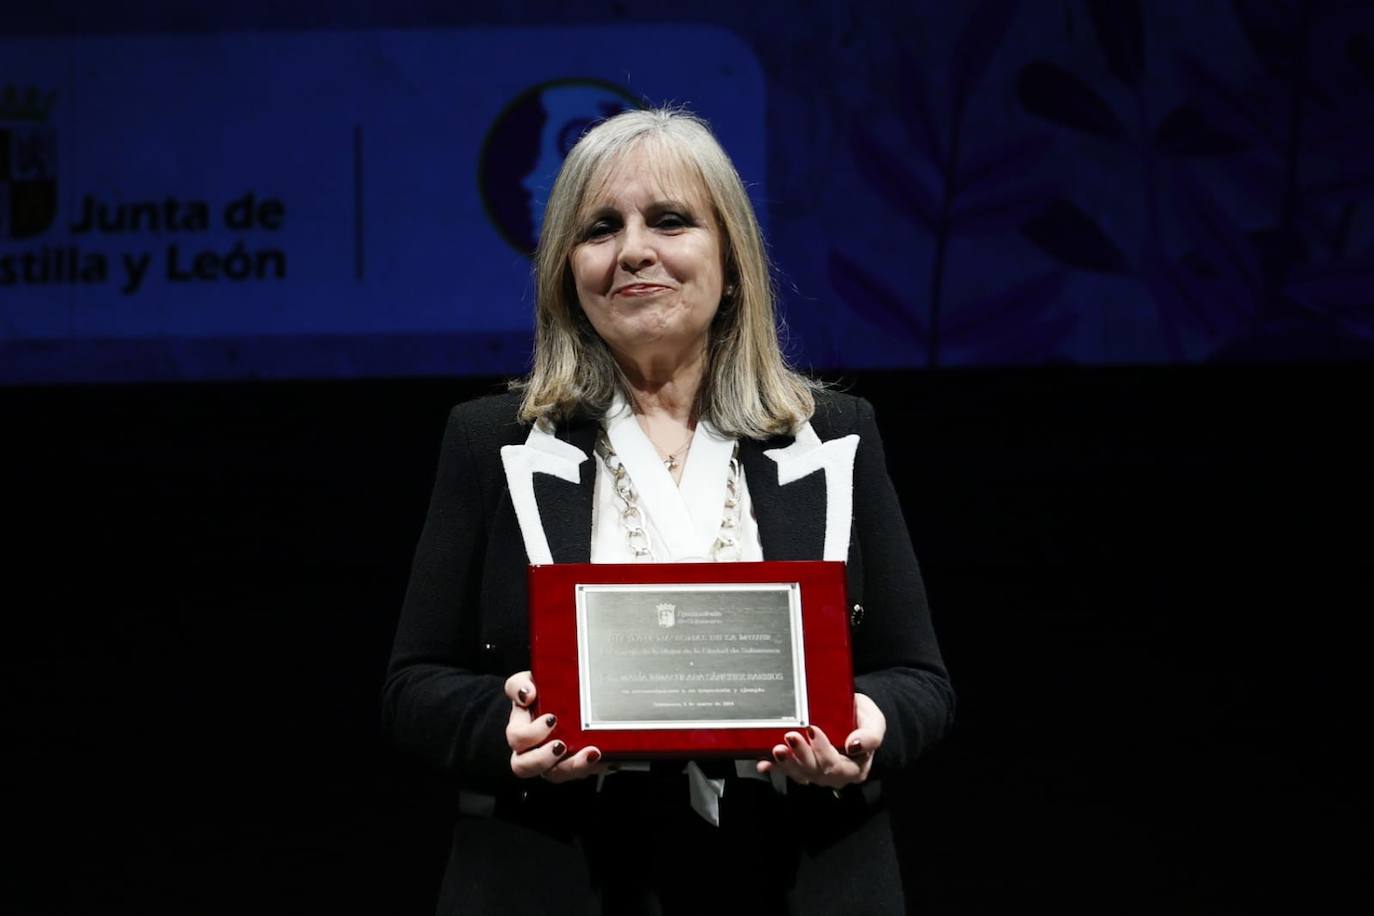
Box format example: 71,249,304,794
516,108,816,439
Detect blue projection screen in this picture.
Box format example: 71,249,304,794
0,29,765,383
8,9,1371,382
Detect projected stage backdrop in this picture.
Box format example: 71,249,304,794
3,3,1372,383
0,29,763,383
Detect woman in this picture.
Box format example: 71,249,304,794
384,108,953,915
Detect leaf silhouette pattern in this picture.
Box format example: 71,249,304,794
1087,0,1146,89
1138,243,1197,360
951,0,1020,110
833,1,1078,366
828,250,926,346
1018,61,1127,139
895,46,946,167
951,181,1059,234
849,125,939,231
1232,0,1297,78
942,271,1068,346
1172,171,1263,308
830,0,1373,364
1155,106,1249,156
1021,200,1132,274
1175,52,1284,151
1286,260,1374,333
954,133,1054,195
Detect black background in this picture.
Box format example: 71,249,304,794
6,364,1368,913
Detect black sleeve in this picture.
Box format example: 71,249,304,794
381,403,521,795
848,397,956,775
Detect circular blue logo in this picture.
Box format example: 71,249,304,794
479,79,641,256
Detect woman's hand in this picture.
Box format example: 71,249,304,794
504,671,606,782
755,693,886,788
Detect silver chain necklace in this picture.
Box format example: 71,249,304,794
594,429,743,562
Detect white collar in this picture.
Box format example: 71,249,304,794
603,392,736,560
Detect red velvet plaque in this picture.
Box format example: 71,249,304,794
528,560,853,759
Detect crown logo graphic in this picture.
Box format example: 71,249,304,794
0,85,56,123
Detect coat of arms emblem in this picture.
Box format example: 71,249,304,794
656,601,676,628
0,85,58,240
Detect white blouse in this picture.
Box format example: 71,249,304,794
591,394,763,564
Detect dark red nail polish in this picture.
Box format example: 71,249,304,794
847,740,863,756
773,749,787,763
807,726,817,740
586,749,601,764
551,741,566,756
544,714,557,728
785,734,800,747
517,687,529,704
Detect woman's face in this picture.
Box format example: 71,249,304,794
568,145,725,370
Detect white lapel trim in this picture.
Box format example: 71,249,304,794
500,421,589,565
763,421,859,562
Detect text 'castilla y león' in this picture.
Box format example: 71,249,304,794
0,192,289,294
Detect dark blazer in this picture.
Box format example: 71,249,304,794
383,390,953,914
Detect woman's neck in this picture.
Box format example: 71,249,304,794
616,348,707,426
616,349,706,485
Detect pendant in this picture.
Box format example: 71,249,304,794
664,457,678,471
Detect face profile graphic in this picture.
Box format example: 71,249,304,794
520,84,632,240
478,80,638,255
